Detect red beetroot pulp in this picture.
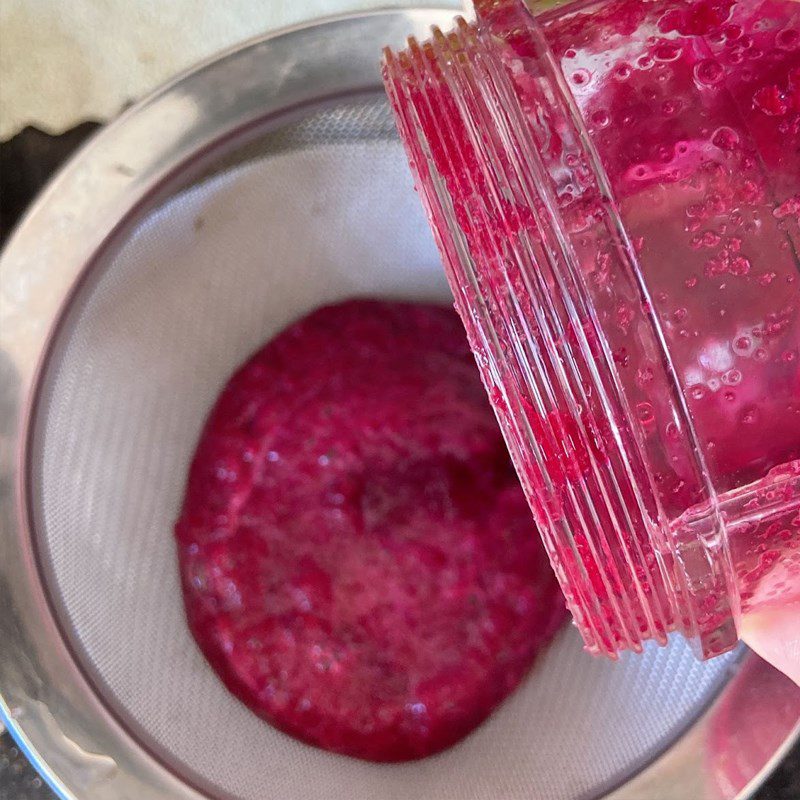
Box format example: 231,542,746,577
175,300,565,762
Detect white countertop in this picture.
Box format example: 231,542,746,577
0,0,462,139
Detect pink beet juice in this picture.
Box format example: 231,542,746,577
383,0,800,660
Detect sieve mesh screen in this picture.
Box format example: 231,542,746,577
30,99,738,800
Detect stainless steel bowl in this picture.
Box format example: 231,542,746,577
1,9,798,800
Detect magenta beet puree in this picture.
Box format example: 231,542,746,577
383,0,800,659
175,300,564,762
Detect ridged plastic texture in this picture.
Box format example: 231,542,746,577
383,0,800,660
384,15,704,658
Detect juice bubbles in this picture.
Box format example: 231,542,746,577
383,0,800,659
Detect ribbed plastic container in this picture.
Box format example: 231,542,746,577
383,0,800,660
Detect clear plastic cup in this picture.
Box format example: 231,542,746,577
383,0,800,660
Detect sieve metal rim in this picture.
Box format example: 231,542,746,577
0,8,797,800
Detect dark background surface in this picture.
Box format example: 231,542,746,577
1,124,798,800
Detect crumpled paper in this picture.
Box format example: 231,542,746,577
0,0,461,140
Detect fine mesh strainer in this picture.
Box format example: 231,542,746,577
1,10,799,800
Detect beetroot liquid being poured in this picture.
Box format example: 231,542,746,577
383,0,800,661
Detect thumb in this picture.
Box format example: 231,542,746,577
740,606,800,687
